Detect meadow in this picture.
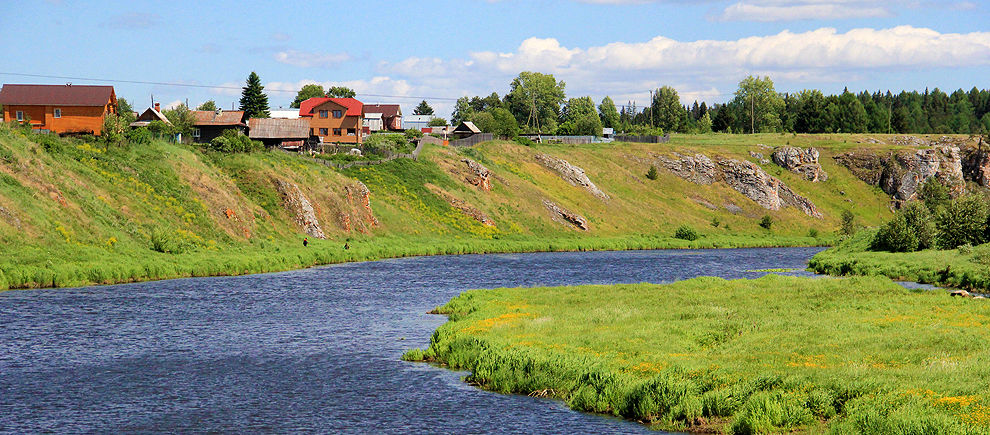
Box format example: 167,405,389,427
405,274,990,434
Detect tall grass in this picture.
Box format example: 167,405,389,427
406,275,990,433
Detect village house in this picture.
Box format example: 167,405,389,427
0,84,118,135
129,102,170,128
362,104,402,132
190,109,247,143
404,114,433,131
248,117,311,150
299,97,364,144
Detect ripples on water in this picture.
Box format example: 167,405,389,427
0,248,824,433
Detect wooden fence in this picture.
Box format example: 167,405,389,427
449,133,494,147
287,139,425,170
614,134,671,144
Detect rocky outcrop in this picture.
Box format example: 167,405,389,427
274,179,325,239
0,205,21,229
342,181,379,231
535,153,609,201
962,140,990,187
834,146,965,201
427,185,495,227
656,153,717,185
543,199,589,231
461,158,492,191
657,153,822,218
771,147,828,182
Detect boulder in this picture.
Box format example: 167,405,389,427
543,199,589,231
461,158,493,191
656,153,717,185
535,154,609,201
950,290,971,298
771,147,828,182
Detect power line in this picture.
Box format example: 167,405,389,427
0,71,460,101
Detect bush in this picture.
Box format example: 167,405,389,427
646,165,658,180
808,228,819,238
900,202,937,250
674,225,700,241
759,215,773,230
840,210,855,235
935,195,988,249
513,136,535,147
404,129,423,139
125,127,153,145
872,213,918,252
711,217,721,228
364,133,407,156
208,129,262,153
919,177,951,212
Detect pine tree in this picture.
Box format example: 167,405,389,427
239,72,270,119
413,100,434,115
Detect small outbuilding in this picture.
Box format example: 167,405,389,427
190,109,247,143
248,118,312,150
452,121,481,139
129,102,170,128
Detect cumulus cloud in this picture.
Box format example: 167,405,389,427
274,50,352,68
379,26,990,106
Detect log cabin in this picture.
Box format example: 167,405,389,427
299,97,364,144
0,84,117,135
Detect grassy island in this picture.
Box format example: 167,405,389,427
405,275,990,434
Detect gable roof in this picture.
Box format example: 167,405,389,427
190,110,246,126
135,107,169,123
0,84,115,106
363,104,401,118
298,97,363,117
248,118,310,139
454,121,481,134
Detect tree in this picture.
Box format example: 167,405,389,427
117,98,136,124
239,72,270,119
451,97,474,125
414,100,435,116
559,96,602,136
326,86,356,98
197,100,218,111
164,104,196,139
650,86,686,133
733,75,784,133
469,111,496,133
101,113,126,147
598,97,620,129
490,108,519,139
697,112,713,134
428,117,447,126
291,84,326,108
504,71,566,134
936,195,989,249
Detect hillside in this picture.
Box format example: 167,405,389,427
0,125,930,290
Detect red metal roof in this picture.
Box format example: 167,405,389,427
298,97,363,117
0,84,115,106
190,110,246,126
363,104,401,118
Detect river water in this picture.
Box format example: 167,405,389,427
0,247,823,433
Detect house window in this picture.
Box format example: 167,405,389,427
16,111,24,121
319,128,329,136
193,128,201,139
319,110,328,118
53,108,62,118
332,128,342,136
347,128,355,136
332,110,343,118
309,128,314,136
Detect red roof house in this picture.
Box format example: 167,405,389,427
299,97,364,144
0,84,118,135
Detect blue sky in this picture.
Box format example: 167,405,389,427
1,0,988,118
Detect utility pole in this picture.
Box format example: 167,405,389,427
649,89,654,130
751,94,756,134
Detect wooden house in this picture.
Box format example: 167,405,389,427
363,104,402,131
248,118,311,149
190,109,247,143
299,97,364,144
129,102,170,128
452,121,481,138
0,84,117,135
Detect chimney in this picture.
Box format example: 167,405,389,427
154,102,161,112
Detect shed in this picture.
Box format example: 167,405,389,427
248,118,311,149
452,121,482,138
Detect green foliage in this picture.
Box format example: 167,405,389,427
428,117,448,127
936,195,988,249
513,136,535,146
413,100,435,116
733,75,784,133
125,127,153,144
163,104,195,138
291,84,326,108
712,217,722,228
362,134,407,156
901,202,938,250
100,112,127,146
919,177,951,212
326,86,356,99
505,71,566,134
872,213,918,252
238,71,270,118
840,209,856,235
490,108,519,139
404,128,423,139
196,100,218,111
759,215,773,230
559,96,603,136
697,112,713,134
116,98,136,124
208,129,262,153
674,225,700,241
646,165,658,180
649,86,686,133
598,96,620,129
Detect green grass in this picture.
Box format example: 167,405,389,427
406,275,990,433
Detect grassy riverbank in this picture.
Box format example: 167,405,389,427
809,230,990,292
0,124,915,290
405,275,990,433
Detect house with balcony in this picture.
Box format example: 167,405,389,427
299,97,364,144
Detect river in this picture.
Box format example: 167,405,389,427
0,247,824,433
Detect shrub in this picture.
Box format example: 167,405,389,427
125,127,153,145
364,133,407,156
872,213,918,252
900,202,937,250
646,165,658,180
404,128,423,139
759,215,773,230
808,228,819,238
513,136,535,147
840,210,855,235
969,243,990,266
935,195,988,249
919,177,951,212
208,129,262,153
711,217,721,228
674,225,700,241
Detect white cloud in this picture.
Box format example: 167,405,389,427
273,50,352,68
161,100,184,110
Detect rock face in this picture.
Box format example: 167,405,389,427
962,142,990,187
427,185,495,227
274,179,326,239
656,153,717,185
535,153,609,201
658,153,822,218
834,146,965,201
342,181,379,231
543,199,589,231
771,147,828,182
461,158,492,191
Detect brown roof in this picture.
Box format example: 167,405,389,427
248,118,310,139
191,110,246,126
363,104,401,118
0,84,115,106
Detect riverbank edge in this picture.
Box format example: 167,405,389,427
403,276,985,434
0,234,829,291
808,230,990,292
